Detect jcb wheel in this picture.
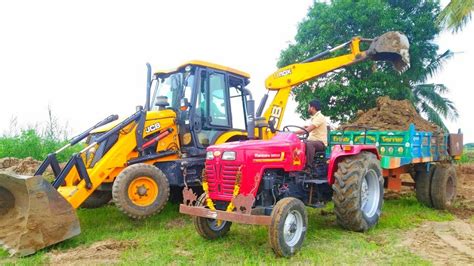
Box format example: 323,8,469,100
268,197,308,257
193,193,232,239
430,163,457,210
112,163,170,219
81,190,112,209
333,152,384,232
414,163,436,207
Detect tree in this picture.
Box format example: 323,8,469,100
438,0,474,32
278,0,457,129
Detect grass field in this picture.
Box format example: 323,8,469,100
0,195,453,265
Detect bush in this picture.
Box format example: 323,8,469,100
0,129,82,162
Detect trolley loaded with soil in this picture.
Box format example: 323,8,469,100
335,96,463,209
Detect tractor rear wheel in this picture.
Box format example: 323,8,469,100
333,152,384,232
414,163,436,207
430,163,457,210
193,193,232,239
81,190,112,209
112,163,170,219
268,197,308,257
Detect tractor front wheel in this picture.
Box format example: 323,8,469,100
268,197,308,257
193,193,232,239
333,152,384,232
112,163,170,219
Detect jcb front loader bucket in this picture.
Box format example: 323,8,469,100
0,172,80,257
368,31,410,72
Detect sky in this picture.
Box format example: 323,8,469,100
0,0,472,143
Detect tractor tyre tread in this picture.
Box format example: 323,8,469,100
332,152,383,232
268,197,308,257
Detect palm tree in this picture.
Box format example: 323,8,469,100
410,50,458,130
438,0,474,32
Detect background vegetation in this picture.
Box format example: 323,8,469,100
278,0,458,130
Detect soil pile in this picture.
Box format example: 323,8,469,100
48,240,137,265
402,220,474,264
453,164,474,219
0,157,41,175
347,96,440,132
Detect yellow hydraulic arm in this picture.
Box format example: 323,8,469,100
255,31,410,137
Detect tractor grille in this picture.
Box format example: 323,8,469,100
206,162,241,197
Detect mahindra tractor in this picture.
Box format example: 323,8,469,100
180,31,411,257
180,129,383,256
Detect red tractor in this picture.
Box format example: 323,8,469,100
180,126,384,257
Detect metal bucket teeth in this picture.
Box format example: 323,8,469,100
0,172,80,257
368,31,411,72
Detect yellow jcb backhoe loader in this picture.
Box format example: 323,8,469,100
0,31,409,256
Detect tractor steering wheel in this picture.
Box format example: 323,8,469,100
282,125,309,140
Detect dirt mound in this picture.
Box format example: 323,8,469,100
0,157,41,175
48,240,137,265
402,220,474,264
453,164,474,219
348,96,440,132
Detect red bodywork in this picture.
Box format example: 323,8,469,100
206,132,379,202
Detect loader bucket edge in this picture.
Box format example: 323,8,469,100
367,31,410,72
0,172,80,257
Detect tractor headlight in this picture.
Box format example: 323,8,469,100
206,151,214,160
222,151,236,161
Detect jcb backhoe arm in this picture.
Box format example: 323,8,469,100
256,31,410,133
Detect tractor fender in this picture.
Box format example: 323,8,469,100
327,145,380,185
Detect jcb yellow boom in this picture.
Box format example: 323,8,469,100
255,31,409,138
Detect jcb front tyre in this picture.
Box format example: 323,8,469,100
268,197,308,257
112,163,170,219
431,163,457,210
333,152,384,232
193,193,232,239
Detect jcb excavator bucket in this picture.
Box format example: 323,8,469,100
0,172,80,257
367,31,410,72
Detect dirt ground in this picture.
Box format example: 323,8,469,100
400,164,474,265
402,220,474,265
48,240,137,265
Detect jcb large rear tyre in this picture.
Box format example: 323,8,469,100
414,164,436,207
193,193,232,239
81,190,112,209
431,163,457,210
112,163,170,219
268,197,308,257
333,152,384,232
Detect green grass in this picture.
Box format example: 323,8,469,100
0,196,453,265
0,129,82,162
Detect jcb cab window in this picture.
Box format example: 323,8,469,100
208,72,230,127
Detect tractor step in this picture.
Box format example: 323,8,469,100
303,179,328,185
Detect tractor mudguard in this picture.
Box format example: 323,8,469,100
327,145,380,184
